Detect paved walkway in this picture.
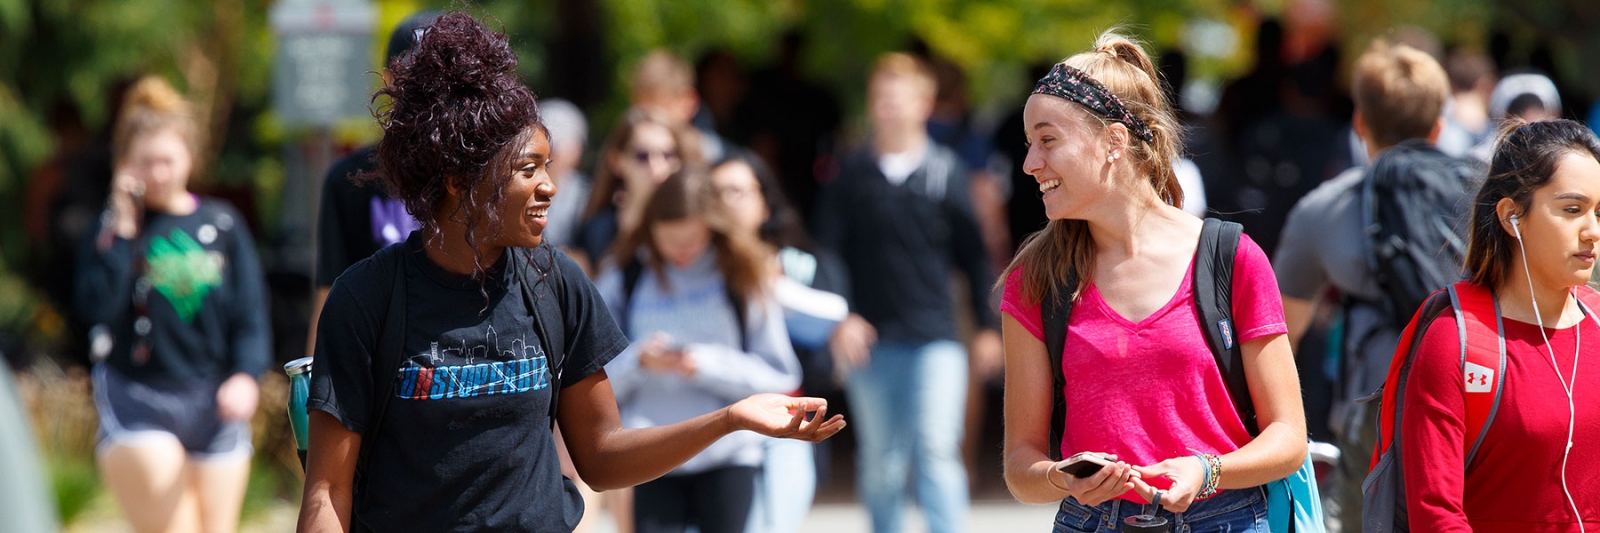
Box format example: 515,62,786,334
571,500,1060,533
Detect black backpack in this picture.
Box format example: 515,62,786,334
1359,140,1476,325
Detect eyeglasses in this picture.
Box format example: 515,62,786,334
629,149,680,165
715,185,758,203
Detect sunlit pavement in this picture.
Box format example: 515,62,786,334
574,500,1060,533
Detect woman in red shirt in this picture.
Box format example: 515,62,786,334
1403,119,1600,532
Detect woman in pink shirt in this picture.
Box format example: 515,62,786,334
998,32,1308,532
1401,119,1600,532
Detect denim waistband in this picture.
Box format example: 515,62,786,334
1055,486,1268,531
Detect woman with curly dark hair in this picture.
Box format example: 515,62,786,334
296,13,844,533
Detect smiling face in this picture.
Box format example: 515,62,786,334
1020,94,1115,220
488,129,557,248
1504,151,1600,289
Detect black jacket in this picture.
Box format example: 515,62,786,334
812,142,997,344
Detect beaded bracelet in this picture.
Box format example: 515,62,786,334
1196,452,1222,498
1188,449,1221,498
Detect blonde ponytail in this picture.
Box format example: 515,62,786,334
998,30,1187,306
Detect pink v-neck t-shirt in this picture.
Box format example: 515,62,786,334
1000,234,1287,501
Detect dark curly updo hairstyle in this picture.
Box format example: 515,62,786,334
372,12,542,274
1465,118,1600,288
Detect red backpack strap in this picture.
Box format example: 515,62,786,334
1371,287,1455,470
1451,281,1505,470
1574,285,1600,326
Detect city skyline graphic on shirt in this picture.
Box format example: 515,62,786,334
394,325,550,400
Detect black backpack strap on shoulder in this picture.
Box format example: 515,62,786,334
517,245,567,428
1041,269,1079,462
620,260,644,336
1194,218,1255,435
725,285,749,352
357,245,408,513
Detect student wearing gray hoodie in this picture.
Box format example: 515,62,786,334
598,169,802,533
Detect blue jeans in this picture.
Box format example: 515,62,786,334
845,340,969,533
1053,487,1270,533
746,438,817,533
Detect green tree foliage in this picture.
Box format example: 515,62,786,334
4,0,1600,346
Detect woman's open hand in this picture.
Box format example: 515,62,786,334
726,394,846,443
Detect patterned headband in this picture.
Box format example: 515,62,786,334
1032,63,1154,143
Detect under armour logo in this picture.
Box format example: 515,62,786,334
1464,362,1494,393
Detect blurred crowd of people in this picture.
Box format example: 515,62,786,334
12,6,1600,533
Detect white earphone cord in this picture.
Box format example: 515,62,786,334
1514,218,1586,531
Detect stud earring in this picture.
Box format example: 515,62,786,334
1106,154,1115,163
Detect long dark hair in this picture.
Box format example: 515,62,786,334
369,12,543,279
612,169,772,303
1465,119,1600,288
712,153,812,251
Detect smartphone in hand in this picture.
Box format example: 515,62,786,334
1058,451,1117,478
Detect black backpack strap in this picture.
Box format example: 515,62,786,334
725,285,749,352
516,245,567,428
620,260,644,336
1193,218,1255,435
1041,270,1078,462
356,245,408,514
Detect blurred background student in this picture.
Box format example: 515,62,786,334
75,76,269,533
598,169,803,533
577,110,704,274
710,153,870,533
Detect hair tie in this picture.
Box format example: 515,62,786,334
1032,63,1155,144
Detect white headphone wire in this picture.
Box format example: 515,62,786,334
1514,219,1585,532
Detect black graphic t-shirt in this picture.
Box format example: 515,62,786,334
308,233,628,532
74,197,271,382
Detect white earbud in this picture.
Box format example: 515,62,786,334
1511,214,1523,240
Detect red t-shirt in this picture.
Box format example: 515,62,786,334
1000,234,1287,502
1403,308,1600,532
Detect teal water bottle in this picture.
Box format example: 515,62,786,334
284,357,314,470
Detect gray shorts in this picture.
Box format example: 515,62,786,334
92,364,252,461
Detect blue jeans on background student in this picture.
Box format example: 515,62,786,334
1053,486,1270,533
845,340,969,533
747,438,817,533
